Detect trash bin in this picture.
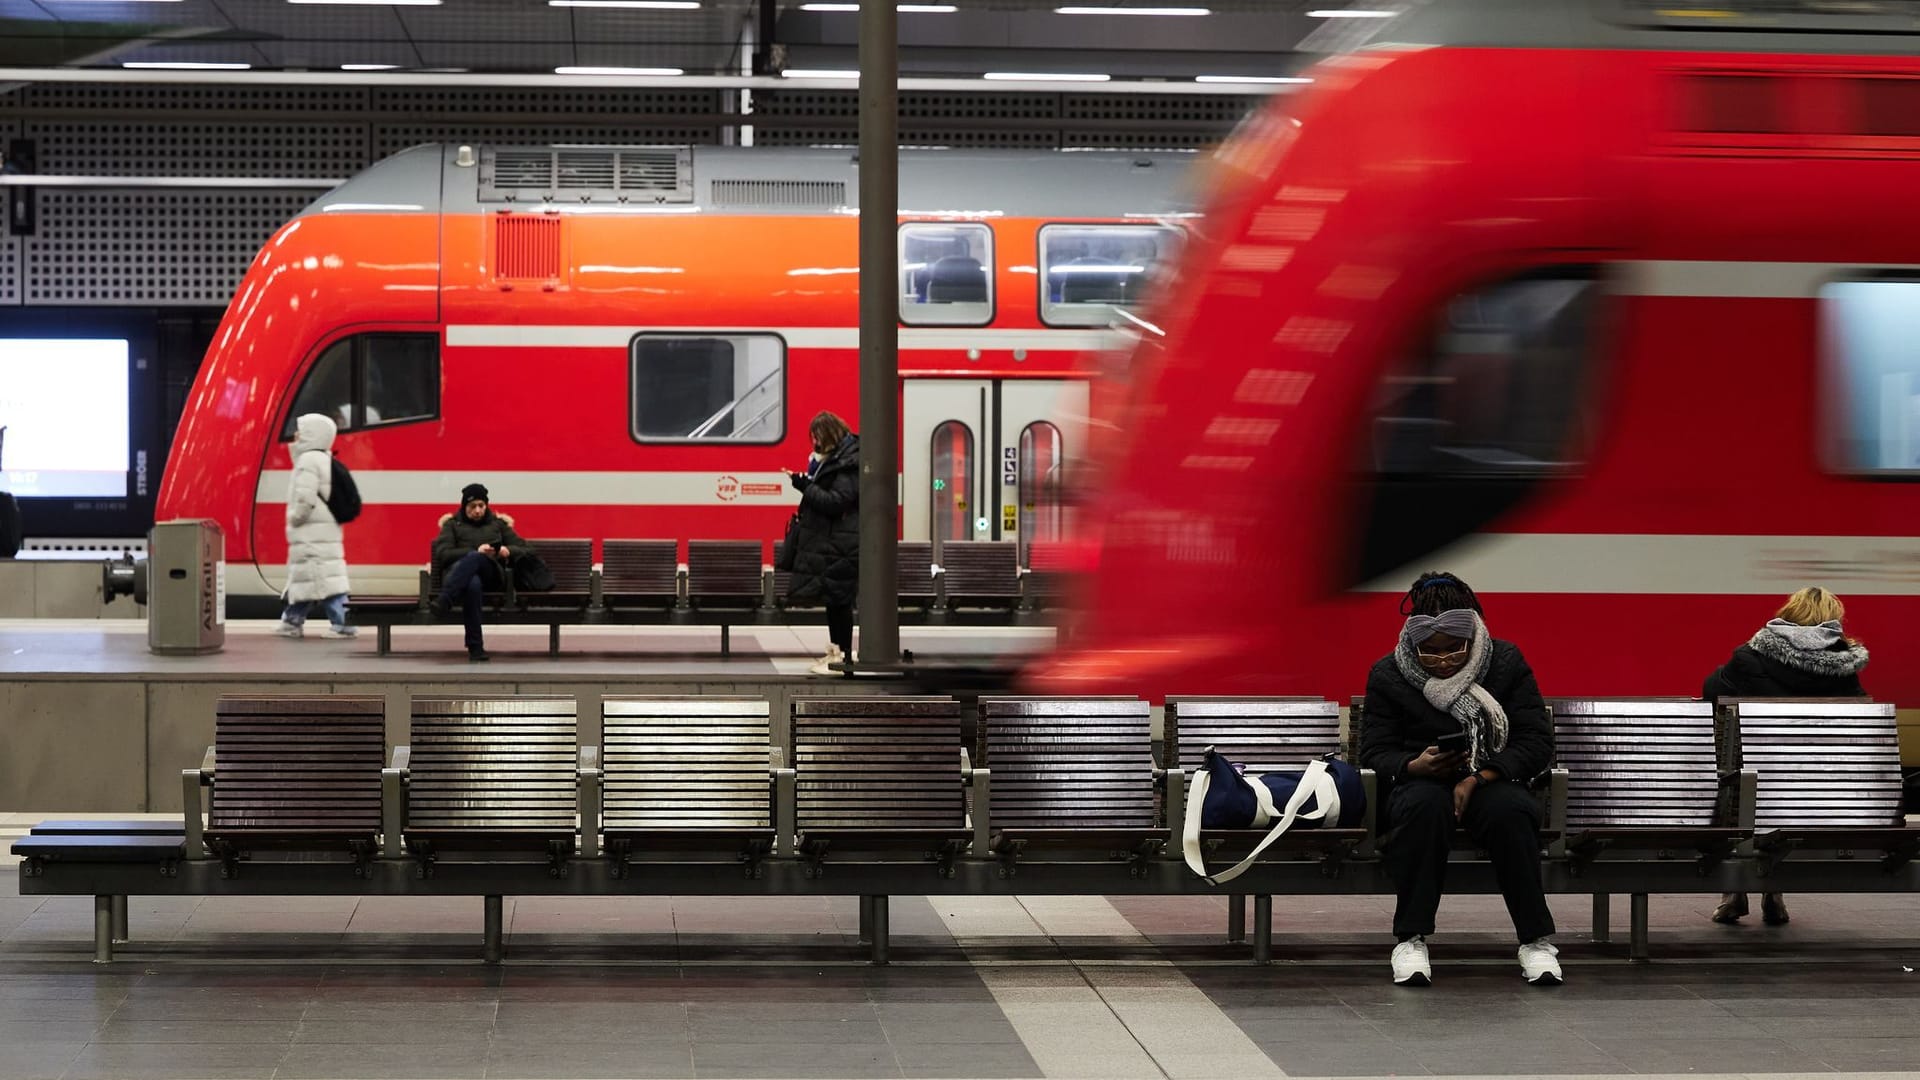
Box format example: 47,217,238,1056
147,519,225,655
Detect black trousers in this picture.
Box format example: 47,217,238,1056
1386,777,1556,944
826,603,854,656
440,551,502,649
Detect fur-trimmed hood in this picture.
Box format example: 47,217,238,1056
1747,622,1869,678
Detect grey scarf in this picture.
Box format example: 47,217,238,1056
1394,609,1509,770
1749,619,1869,678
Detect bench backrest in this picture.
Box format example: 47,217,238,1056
792,697,964,831
209,695,385,840
601,539,679,603
940,541,1021,606
408,696,578,837
1167,697,1341,775
1728,700,1902,828
1551,699,1719,828
980,697,1154,829
602,696,771,831
1022,541,1072,605
774,540,936,608
523,539,593,600
687,539,763,603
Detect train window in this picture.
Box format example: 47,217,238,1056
1822,279,1920,476
281,332,440,439
899,223,993,327
1017,421,1064,564
630,333,784,444
1038,224,1182,328
1352,271,1605,584
931,420,976,551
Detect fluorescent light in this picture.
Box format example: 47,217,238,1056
1195,74,1312,84
554,66,685,76
45,0,183,4
1306,8,1395,16
340,63,400,71
122,61,252,70
983,72,1111,82
801,2,955,9
1056,6,1209,13
288,0,442,4
782,69,860,79
798,3,859,8
548,0,700,7
321,202,426,212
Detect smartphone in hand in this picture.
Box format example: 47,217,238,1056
1435,731,1470,755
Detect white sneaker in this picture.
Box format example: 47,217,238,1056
1391,936,1431,986
807,644,845,676
273,620,303,638
327,625,360,638
1519,938,1562,986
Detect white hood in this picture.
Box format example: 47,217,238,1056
292,413,337,456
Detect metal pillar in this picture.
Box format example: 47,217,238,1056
92,896,113,964
1629,893,1650,962
1226,895,1245,943
855,0,900,666
868,895,890,965
111,895,128,943
1252,895,1273,965
483,895,504,965
1591,894,1610,944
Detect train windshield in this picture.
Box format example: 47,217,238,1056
1039,224,1183,328
1821,278,1920,476
1611,0,1920,32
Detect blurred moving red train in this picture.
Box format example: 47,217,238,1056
1034,0,1920,714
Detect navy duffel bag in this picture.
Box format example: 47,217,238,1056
1181,747,1366,885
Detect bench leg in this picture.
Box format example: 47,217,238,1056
858,896,874,945
1629,893,1650,962
1591,894,1610,944
1226,895,1245,944
111,895,129,944
377,625,391,656
1252,895,1273,965
483,895,504,965
93,896,113,964
549,624,560,657
721,624,731,657
868,896,889,966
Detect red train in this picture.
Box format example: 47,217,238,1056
1033,0,1920,712
158,146,1194,597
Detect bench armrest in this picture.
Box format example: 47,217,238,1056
970,767,992,856
199,745,216,777
960,746,973,780
390,745,411,771
181,768,208,860
381,744,411,858
1356,768,1379,857
1544,767,1569,836
774,767,796,857
1163,768,1185,852
416,567,430,608
578,745,602,859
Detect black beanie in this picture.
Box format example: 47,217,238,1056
461,483,489,507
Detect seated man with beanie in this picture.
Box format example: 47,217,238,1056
429,483,533,662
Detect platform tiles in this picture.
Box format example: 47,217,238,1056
7,837,1920,1080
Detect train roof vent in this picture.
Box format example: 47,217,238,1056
710,179,850,210
494,214,562,282
478,146,693,204
1665,70,1920,157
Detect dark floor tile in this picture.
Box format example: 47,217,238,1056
880,1017,1026,1045
92,1018,298,1044
687,1001,877,1023
1251,1040,1432,1077
1794,1036,1920,1068
692,1040,899,1079
295,1018,498,1044
0,1042,83,1080
109,992,311,1022
1584,1035,1835,1073
691,1018,889,1045
59,1042,287,1080
892,1042,1041,1079
275,1043,491,1080
0,1019,100,1043
302,1000,501,1023
485,1043,695,1079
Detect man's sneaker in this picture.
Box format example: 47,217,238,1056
1390,937,1431,986
807,644,846,676
327,625,360,638
1519,938,1562,986
273,620,303,639
468,646,491,663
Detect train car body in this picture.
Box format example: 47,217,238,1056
1032,0,1920,710
159,146,1195,596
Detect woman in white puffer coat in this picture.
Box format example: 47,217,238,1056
275,413,356,638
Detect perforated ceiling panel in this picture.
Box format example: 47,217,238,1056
751,89,1240,149
1064,93,1252,124
375,125,720,158
18,84,368,114
27,122,369,179
0,121,17,306
372,87,725,116
23,191,312,306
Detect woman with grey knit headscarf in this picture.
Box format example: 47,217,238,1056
1703,586,1870,927
1358,572,1558,988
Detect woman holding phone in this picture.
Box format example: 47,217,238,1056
1359,572,1559,988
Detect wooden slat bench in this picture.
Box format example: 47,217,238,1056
977,696,1159,863
1725,699,1915,859
601,539,680,611
601,695,776,872
202,695,386,868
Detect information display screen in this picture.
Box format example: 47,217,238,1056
0,339,132,498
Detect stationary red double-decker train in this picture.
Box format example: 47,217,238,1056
1033,0,1920,710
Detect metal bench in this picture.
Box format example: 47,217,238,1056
1349,695,1569,842
686,539,764,609
1552,698,1747,958
1724,699,1915,864
792,695,968,963
199,695,387,870
601,539,681,610
1021,541,1072,609
11,823,185,962
977,696,1159,865
773,540,937,615
939,541,1021,611
517,538,594,610
601,695,777,873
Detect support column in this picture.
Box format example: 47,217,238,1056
483,895,504,965
1629,893,1650,962
868,895,890,965
858,895,874,945
1591,894,1610,944
111,895,129,944
92,896,113,964
1226,895,1245,943
1252,895,1273,965
856,0,900,666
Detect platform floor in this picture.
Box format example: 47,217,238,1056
6,826,1920,1080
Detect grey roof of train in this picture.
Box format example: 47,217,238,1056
1382,0,1920,56
305,144,1203,220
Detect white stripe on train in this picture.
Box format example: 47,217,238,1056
445,325,1134,351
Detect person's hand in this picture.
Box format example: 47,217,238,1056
497,546,510,558
1453,775,1479,820
477,544,494,555
1406,745,1467,779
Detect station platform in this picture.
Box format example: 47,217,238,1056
0,619,1055,814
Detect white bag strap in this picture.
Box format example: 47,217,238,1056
1185,759,1334,886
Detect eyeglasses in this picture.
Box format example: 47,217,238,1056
1416,645,1469,667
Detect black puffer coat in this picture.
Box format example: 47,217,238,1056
1358,640,1554,784
431,509,533,577
1703,638,1868,699
788,435,860,607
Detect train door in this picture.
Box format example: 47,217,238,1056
902,378,1088,563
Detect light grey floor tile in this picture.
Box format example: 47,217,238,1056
892,1042,1041,1079
91,1019,298,1044
59,1041,287,1080
274,1043,491,1080
0,1042,84,1080
294,1017,499,1043
0,1019,101,1043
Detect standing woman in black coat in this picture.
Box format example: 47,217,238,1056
1702,585,1869,926
784,412,860,675
1359,572,1561,988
